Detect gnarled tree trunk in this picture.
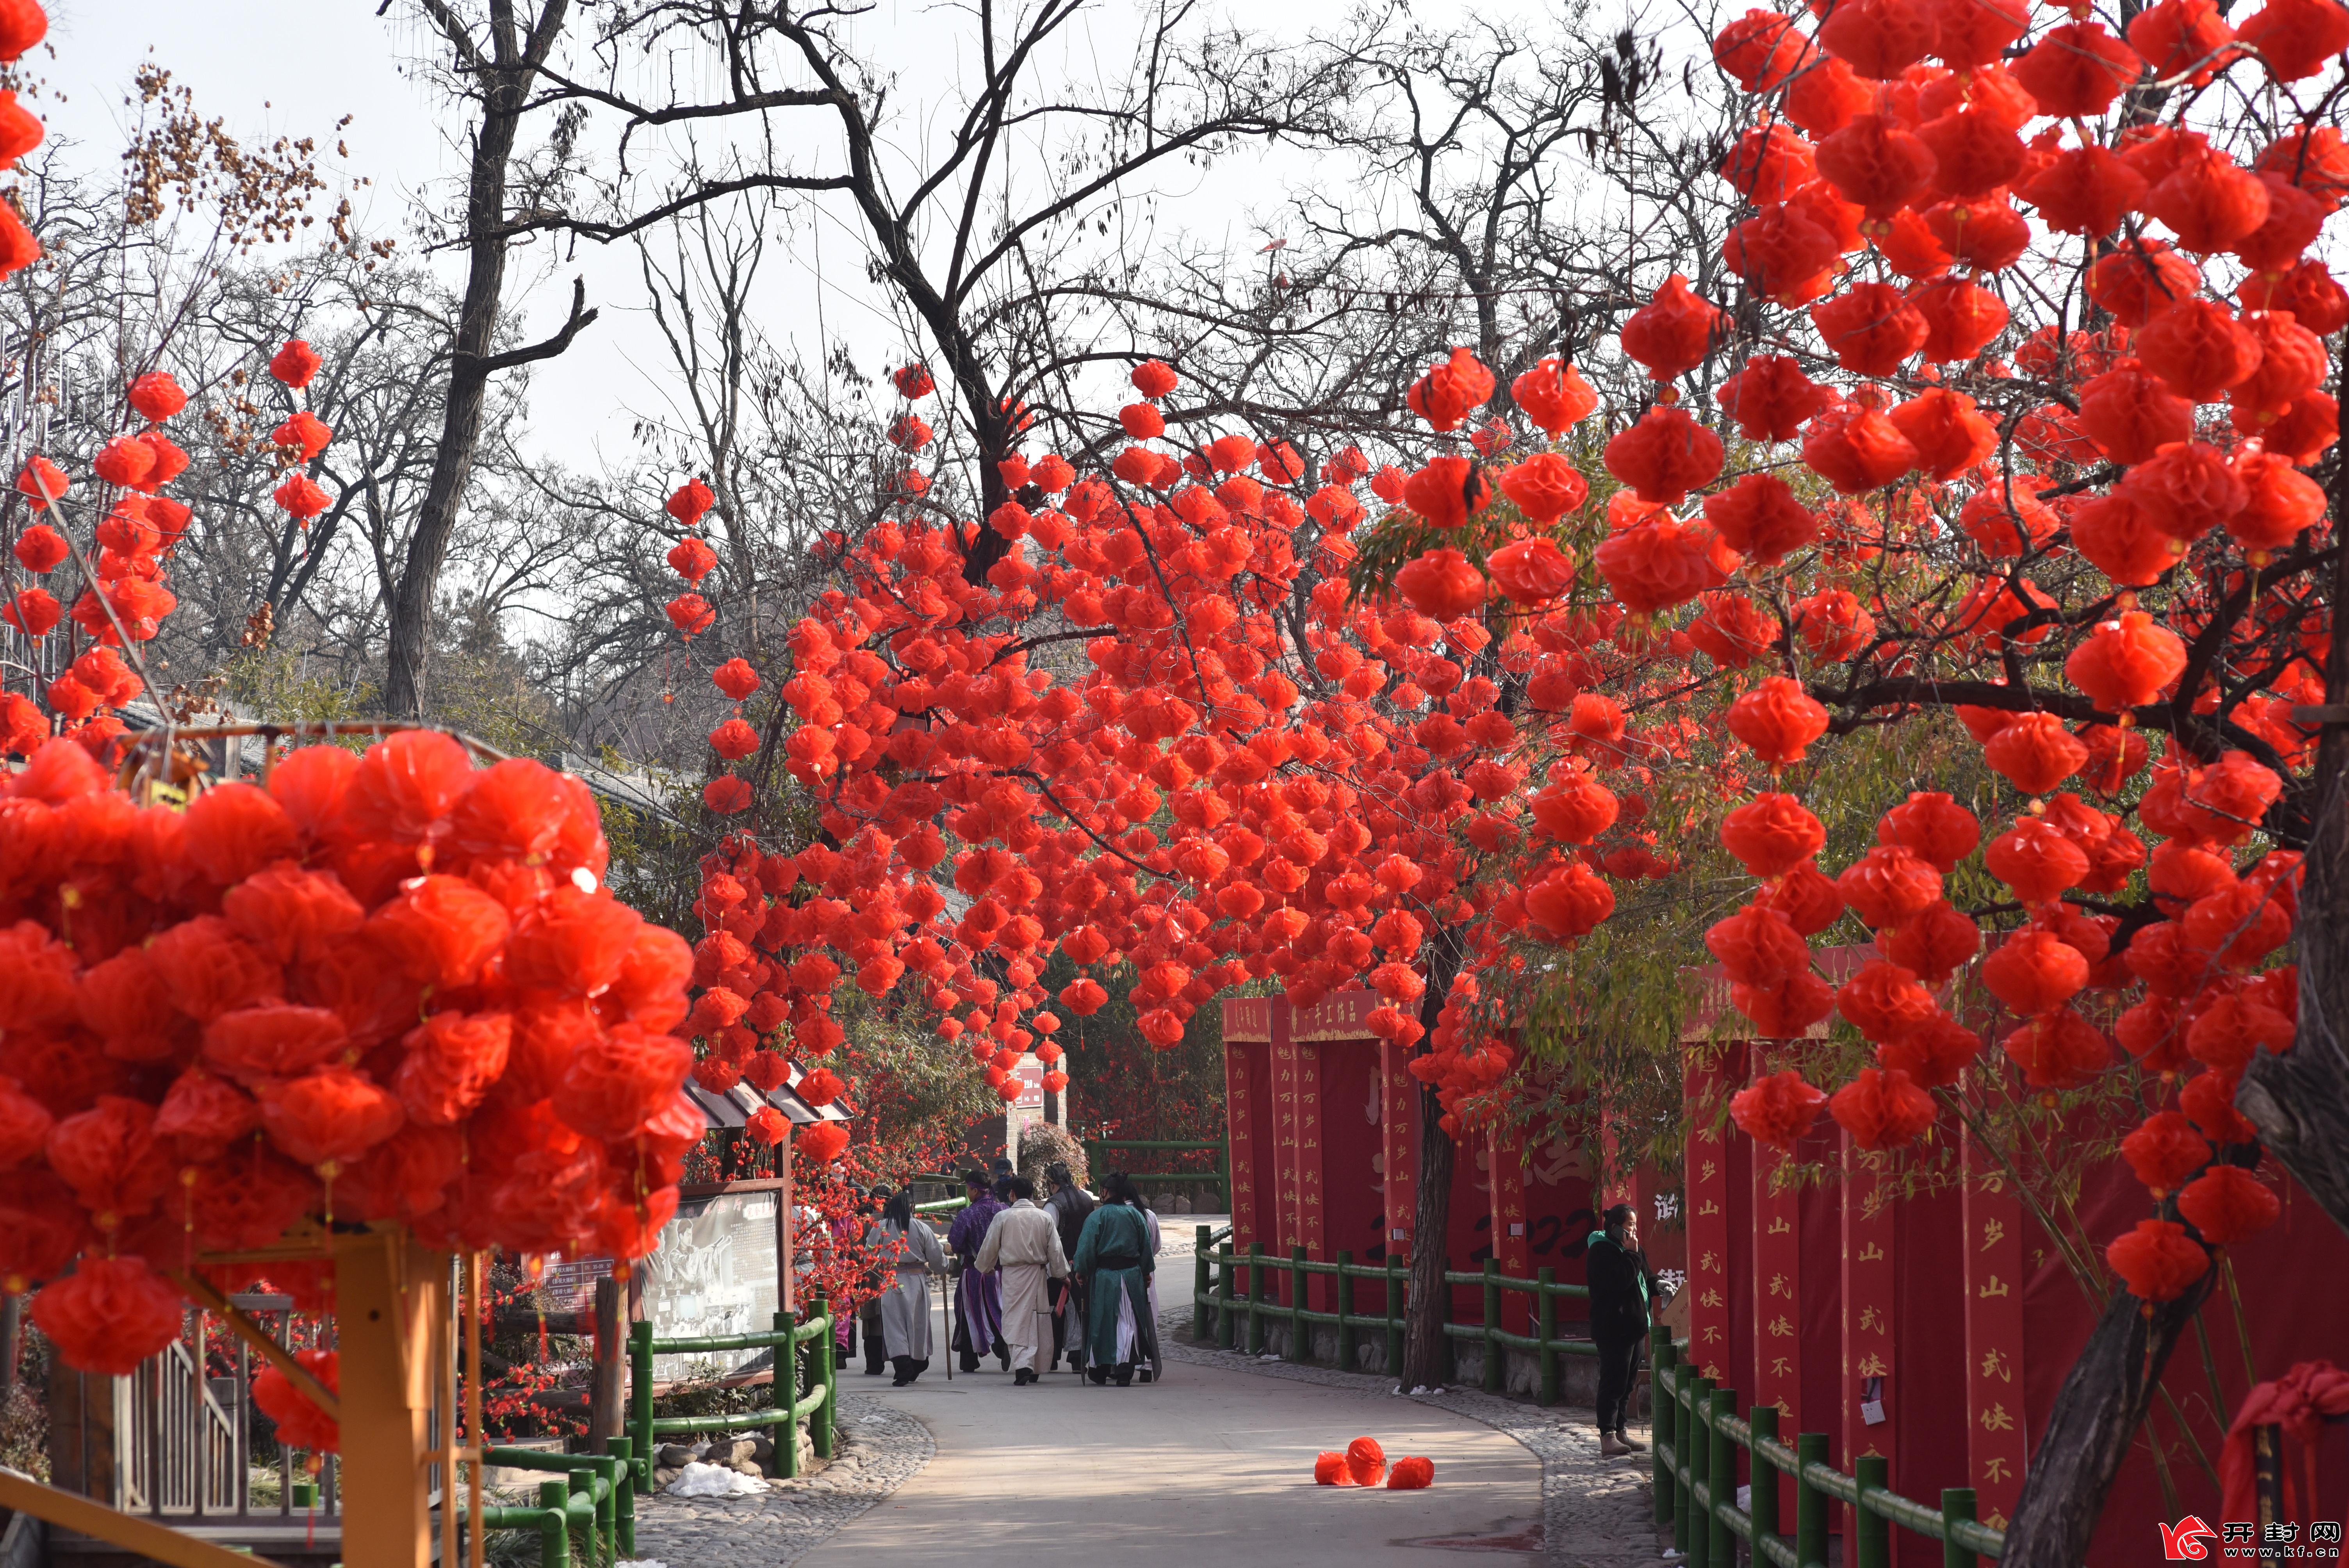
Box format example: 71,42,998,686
1399,941,1463,1390
2002,1275,2217,1566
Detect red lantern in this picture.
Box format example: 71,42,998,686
1726,677,1829,767
2176,1164,2281,1244
1618,274,1725,381
1387,1456,1435,1490
1345,1436,1387,1487
252,1349,340,1452
31,1256,185,1375
2107,1217,2209,1303
1828,1067,1936,1150
1729,1069,1828,1149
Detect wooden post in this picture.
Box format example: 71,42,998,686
333,1228,447,1568
1481,1259,1502,1393
1536,1267,1559,1407
589,1277,623,1449
778,1139,795,1315
1335,1249,1356,1371
1287,1245,1309,1363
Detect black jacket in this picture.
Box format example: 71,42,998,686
1585,1231,1654,1342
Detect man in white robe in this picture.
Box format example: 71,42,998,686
973,1176,1068,1385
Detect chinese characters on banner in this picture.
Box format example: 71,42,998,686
1296,1039,1326,1309
1491,1124,1531,1332
1381,1036,1418,1262
1842,1133,1898,1538
1272,1021,1302,1254
1219,997,1269,1252
1753,1135,1802,1521
1962,1124,2026,1530
1684,1042,1743,1380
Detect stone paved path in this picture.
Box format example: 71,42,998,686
626,1396,932,1568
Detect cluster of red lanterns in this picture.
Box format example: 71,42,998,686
0,732,695,1376
650,342,1712,1146
1311,1435,1434,1489
1689,0,2332,1302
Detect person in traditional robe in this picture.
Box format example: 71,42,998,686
863,1190,945,1385
1138,1199,1164,1383
1044,1163,1095,1374
973,1175,1068,1386
946,1170,1008,1372
1073,1172,1157,1386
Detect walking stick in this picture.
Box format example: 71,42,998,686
940,1256,952,1382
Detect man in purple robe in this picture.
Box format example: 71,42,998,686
946,1171,1009,1372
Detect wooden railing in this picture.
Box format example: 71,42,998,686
1189,1227,1600,1403
1651,1327,2006,1565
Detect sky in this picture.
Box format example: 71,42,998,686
38,0,1573,472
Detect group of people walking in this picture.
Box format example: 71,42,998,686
855,1164,1163,1389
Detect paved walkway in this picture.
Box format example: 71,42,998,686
632,1213,1661,1567
796,1352,1546,1566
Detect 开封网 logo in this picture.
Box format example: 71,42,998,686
2160,1516,2219,1561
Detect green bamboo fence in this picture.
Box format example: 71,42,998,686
626,1300,837,1493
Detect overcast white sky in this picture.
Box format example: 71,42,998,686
37,0,1575,472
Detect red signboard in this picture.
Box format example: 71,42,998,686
1296,1039,1327,1306
1490,1124,1531,1330
1223,1041,1260,1251
1753,1137,1803,1503
1272,1014,1302,1254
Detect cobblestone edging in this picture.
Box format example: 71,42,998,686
626,1395,934,1568
1157,1310,1662,1568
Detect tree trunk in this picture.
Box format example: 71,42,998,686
383,2,571,719
1399,1077,1455,1390
2240,383,2349,1237
2001,1274,2217,1566
1399,942,1464,1390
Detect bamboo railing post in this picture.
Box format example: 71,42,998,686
1685,1374,1714,1568
809,1296,835,1461
1216,1244,1236,1349
1650,1329,1675,1527
1535,1268,1558,1407
772,1311,799,1480
1795,1433,1830,1568
1748,1402,1780,1552
536,1481,570,1568
1481,1260,1503,1393
1942,1486,1979,1568
1289,1245,1309,1363
628,1322,654,1494
1384,1255,1405,1377
1194,1227,1212,1341
1335,1250,1356,1371
605,1438,634,1557
1707,1388,1737,1568
1246,1242,1267,1356
1854,1453,1891,1568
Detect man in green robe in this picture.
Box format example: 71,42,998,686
1073,1172,1157,1386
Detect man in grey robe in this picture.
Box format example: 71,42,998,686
973,1175,1068,1385
862,1190,945,1385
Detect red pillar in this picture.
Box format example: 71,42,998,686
1962,1123,2028,1531
1379,1035,1418,1305
1271,1003,1301,1266
1220,997,1270,1252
